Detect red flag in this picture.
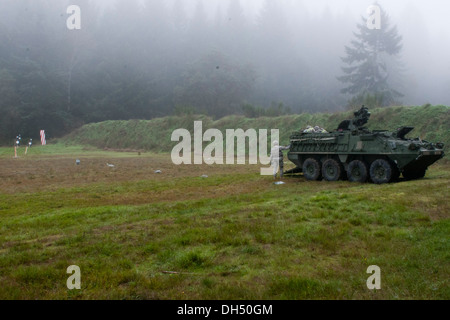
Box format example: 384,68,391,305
40,130,46,145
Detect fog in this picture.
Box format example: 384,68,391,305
0,0,449,141
95,0,450,106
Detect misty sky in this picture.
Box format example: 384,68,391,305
170,0,450,105
1,0,449,142
6,0,450,108
97,0,449,34
98,0,450,106
121,0,450,34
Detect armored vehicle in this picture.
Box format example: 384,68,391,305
286,106,445,184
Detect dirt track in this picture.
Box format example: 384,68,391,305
0,153,287,194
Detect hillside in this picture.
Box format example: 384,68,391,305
61,105,449,156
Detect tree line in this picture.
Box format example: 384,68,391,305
0,0,403,144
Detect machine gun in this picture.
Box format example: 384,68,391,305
337,106,371,131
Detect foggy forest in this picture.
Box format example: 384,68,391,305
1,0,449,143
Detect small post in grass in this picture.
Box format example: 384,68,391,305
25,139,32,155
14,135,20,158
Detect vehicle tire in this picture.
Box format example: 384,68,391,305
370,159,393,184
347,160,368,183
322,159,343,181
402,168,427,180
302,158,322,181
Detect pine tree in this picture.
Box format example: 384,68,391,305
338,4,403,108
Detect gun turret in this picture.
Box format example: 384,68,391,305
337,106,371,131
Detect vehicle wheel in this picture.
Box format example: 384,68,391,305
403,168,427,180
370,159,393,184
347,160,368,183
322,159,343,181
302,158,322,181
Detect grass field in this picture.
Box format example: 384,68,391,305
60,105,450,157
0,144,448,300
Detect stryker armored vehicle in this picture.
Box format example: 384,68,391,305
286,106,445,184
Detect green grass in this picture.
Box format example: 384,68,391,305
58,105,450,158
0,146,448,300
0,144,145,159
